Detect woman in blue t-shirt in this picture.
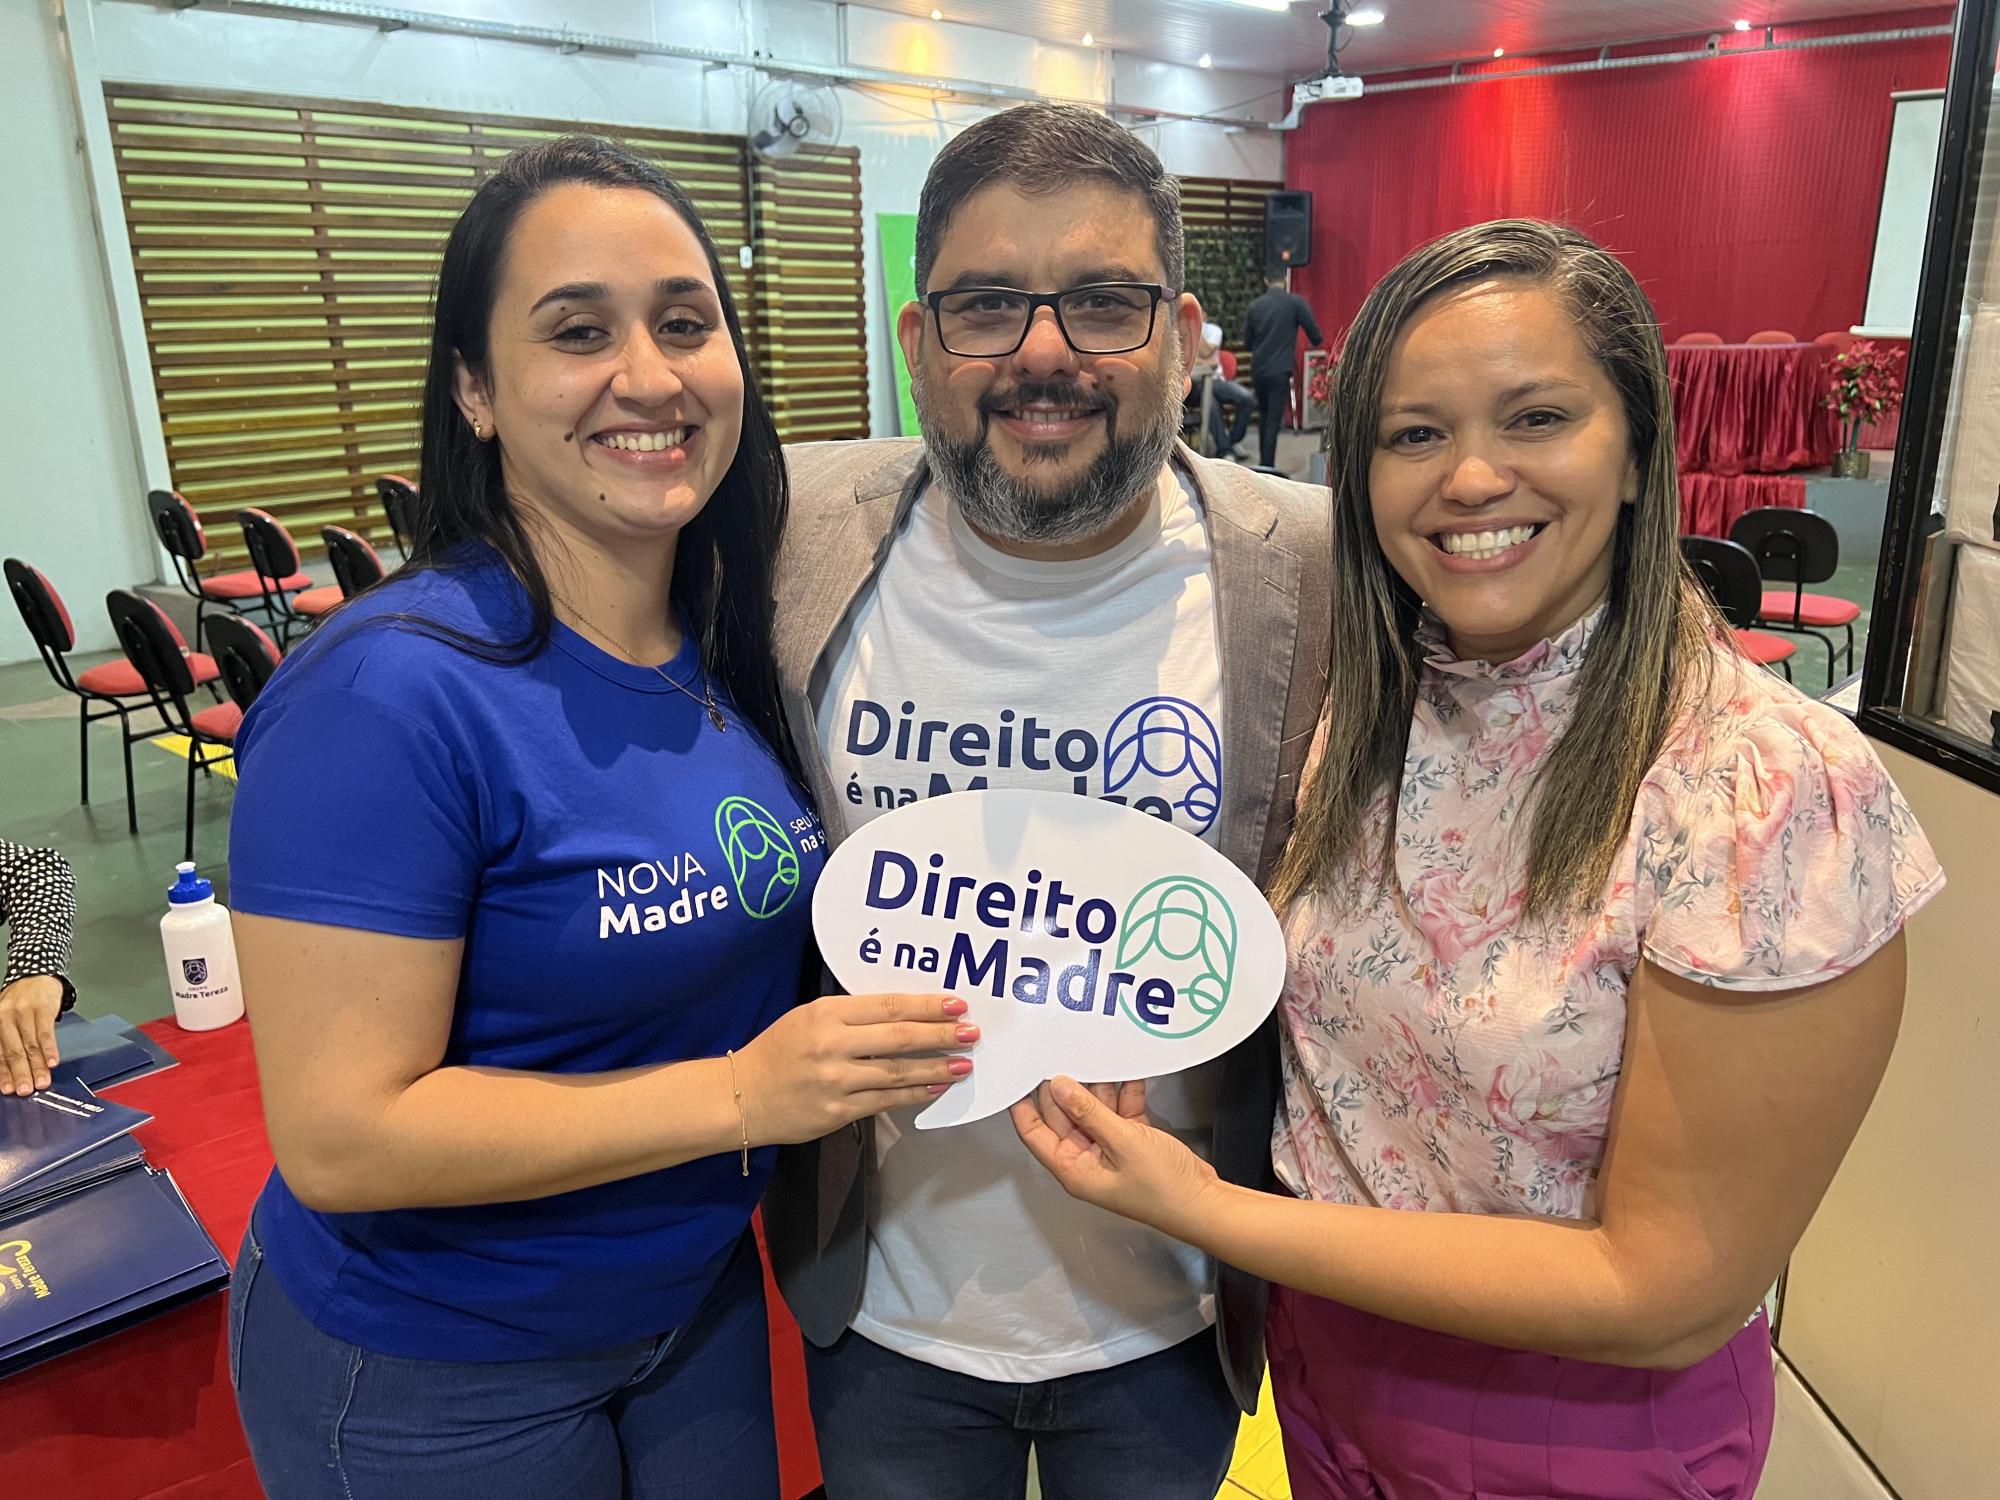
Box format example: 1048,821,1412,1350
224,136,976,1499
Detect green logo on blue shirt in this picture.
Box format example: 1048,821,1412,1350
715,796,802,919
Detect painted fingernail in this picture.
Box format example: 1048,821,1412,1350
942,997,968,1016
955,1025,980,1043
948,1058,974,1076
927,1083,950,1094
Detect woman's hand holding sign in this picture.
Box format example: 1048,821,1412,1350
735,991,976,1144
1011,1076,1224,1240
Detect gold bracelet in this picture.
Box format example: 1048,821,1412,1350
724,1049,750,1177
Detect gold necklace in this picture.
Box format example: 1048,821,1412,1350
559,601,727,732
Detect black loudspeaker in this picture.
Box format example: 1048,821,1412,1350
1264,190,1313,269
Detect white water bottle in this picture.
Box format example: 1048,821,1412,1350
160,861,244,1031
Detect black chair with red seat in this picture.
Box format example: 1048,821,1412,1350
200,611,283,731
321,524,387,600
6,558,221,833
148,488,311,647
237,508,341,645
376,474,419,560
1729,506,1862,688
1680,537,1798,682
106,590,241,863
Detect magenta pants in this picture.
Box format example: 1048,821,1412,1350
1266,1285,1774,1499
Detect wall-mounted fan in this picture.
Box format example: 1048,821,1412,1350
748,79,841,163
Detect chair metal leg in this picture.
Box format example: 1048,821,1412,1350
78,698,90,805
118,704,139,835
184,738,199,864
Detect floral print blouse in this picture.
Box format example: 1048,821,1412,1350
1273,607,1943,1219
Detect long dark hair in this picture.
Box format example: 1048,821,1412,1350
1268,219,1718,921
376,134,794,770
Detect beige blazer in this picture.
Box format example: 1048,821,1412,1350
762,437,1332,1413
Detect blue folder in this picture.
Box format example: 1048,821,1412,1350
0,1165,228,1377
0,1083,152,1204
49,1012,177,1091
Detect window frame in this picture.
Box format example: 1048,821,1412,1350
1859,0,2000,795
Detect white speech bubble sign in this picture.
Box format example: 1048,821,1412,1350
812,788,1286,1129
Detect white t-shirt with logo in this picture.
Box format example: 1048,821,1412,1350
813,462,1226,1381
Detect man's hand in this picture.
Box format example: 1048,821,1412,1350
0,975,64,1095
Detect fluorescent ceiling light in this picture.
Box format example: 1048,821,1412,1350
1734,18,1752,30
1081,31,1094,45
1198,53,1213,68
1347,7,1386,24
1216,0,1291,12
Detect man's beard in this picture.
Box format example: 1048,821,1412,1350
914,362,1184,547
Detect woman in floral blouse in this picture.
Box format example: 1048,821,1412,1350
1015,220,1942,1498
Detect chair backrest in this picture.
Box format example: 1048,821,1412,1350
1675,331,1724,346
237,508,303,587
201,610,283,711
1680,536,1763,629
106,589,197,702
1730,506,1838,585
4,558,75,655
1813,330,1857,355
321,525,386,599
147,488,208,562
1746,329,1797,345
377,474,419,558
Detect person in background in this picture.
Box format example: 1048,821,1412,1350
764,103,1330,1500
223,135,971,1499
0,838,76,1096
1243,270,1325,471
1016,219,1941,1500
1192,319,1253,458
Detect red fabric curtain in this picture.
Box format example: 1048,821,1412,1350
1285,11,1953,350
1679,472,1807,538
1668,342,1841,475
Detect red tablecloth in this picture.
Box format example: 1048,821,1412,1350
1668,342,1840,477
3,1019,824,1498
1678,472,1807,539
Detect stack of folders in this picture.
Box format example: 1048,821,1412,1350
49,1010,179,1090
0,1078,229,1377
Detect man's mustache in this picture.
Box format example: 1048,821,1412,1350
977,382,1111,417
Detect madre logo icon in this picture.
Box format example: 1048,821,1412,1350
1115,877,1235,1039
714,796,801,919
180,958,208,987
1102,696,1222,834
812,789,1285,1128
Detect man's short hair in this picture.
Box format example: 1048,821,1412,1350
913,103,1184,296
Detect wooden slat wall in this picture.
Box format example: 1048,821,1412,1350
1177,174,1282,376
104,85,777,567
750,146,868,444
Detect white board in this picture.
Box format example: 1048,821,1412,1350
1862,92,1946,335
811,789,1286,1129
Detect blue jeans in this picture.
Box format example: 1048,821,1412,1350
229,1211,778,1499
1208,377,1253,453
804,1327,1240,1500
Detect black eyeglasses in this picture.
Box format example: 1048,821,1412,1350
924,283,1180,357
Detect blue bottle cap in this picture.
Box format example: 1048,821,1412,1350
168,860,214,905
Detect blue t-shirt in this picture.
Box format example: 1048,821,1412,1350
227,548,825,1360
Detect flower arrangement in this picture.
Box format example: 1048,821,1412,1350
1306,359,1334,412
1822,339,1905,458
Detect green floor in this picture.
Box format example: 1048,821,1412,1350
1,650,237,1025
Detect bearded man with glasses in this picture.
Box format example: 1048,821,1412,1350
763,102,1332,1500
